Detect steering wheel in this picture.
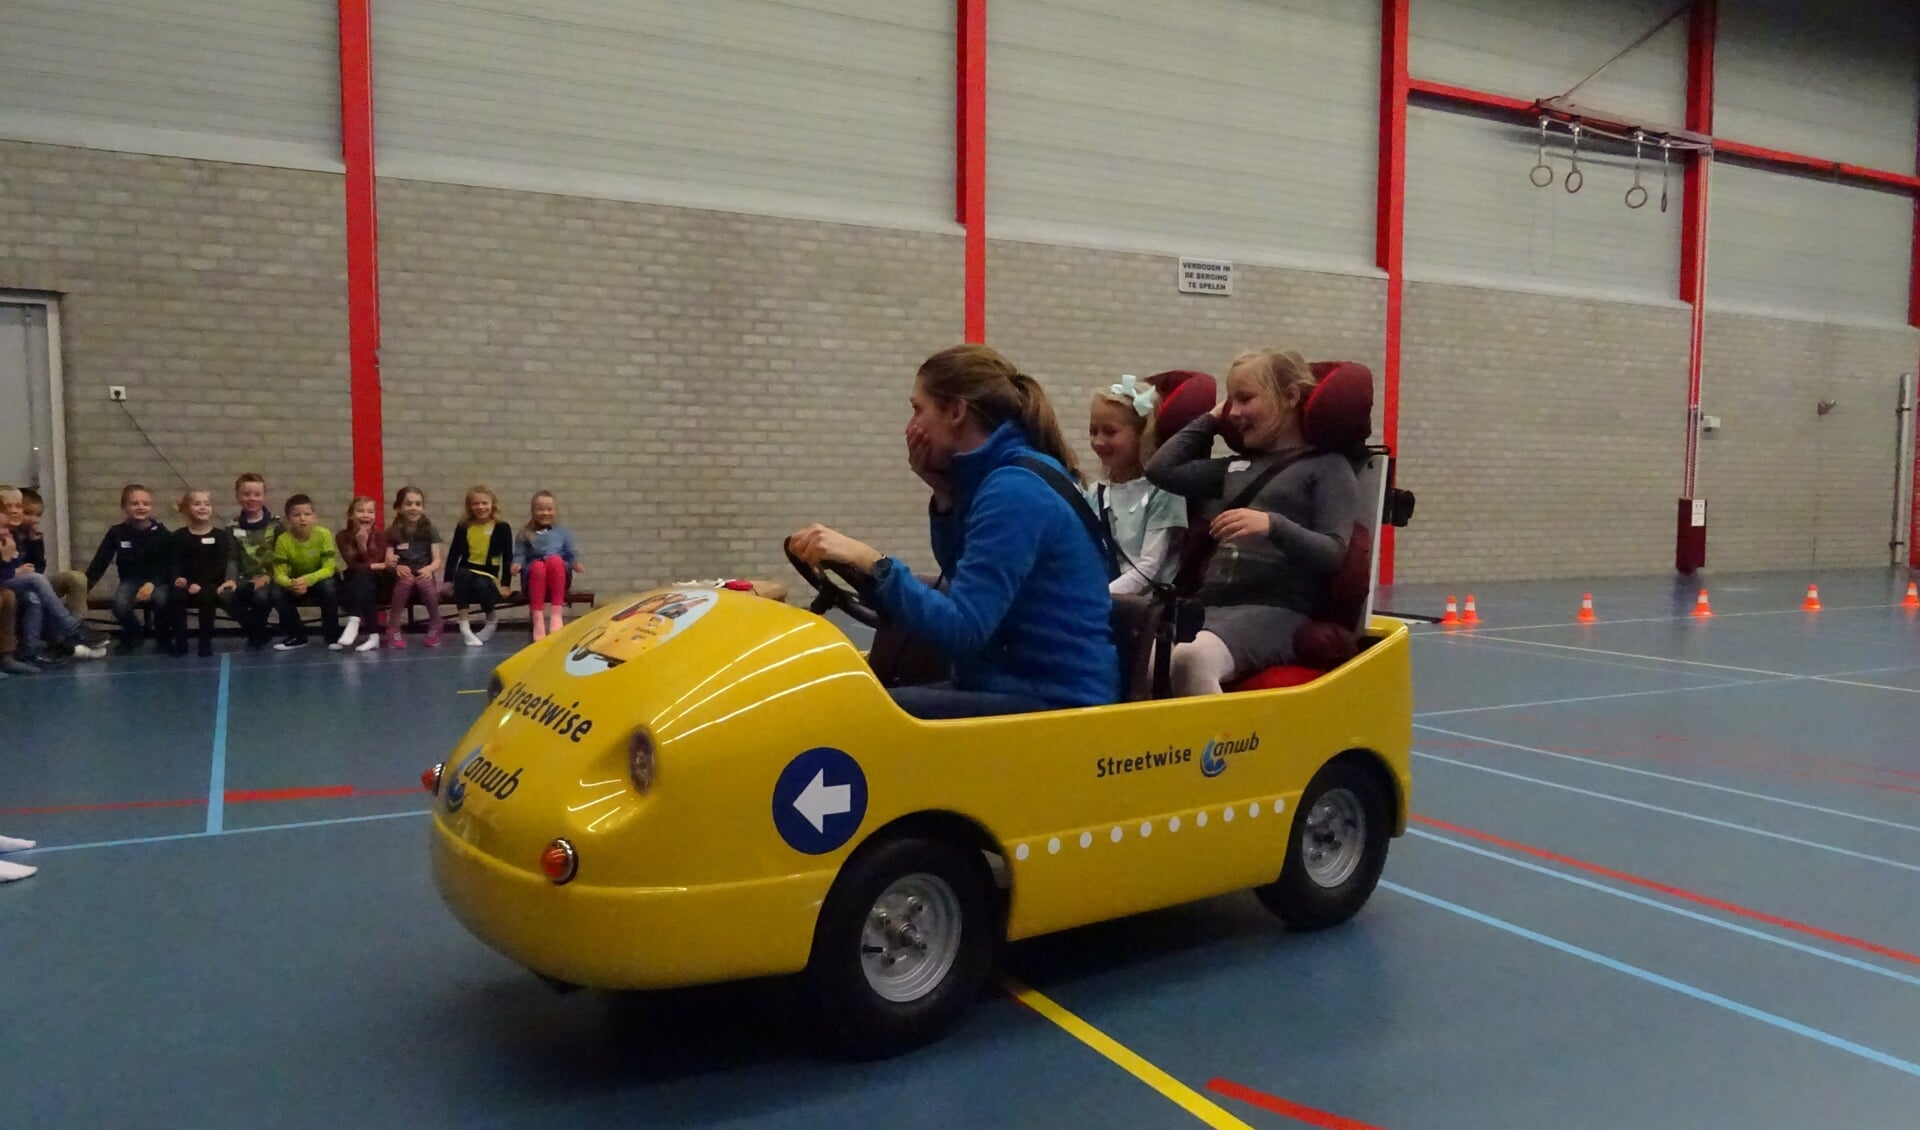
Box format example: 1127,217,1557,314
784,536,888,628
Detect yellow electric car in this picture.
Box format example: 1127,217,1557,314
426,538,1412,1057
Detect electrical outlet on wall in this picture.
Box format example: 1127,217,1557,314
108,386,127,402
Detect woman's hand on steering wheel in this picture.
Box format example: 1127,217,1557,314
785,525,888,628
789,524,884,574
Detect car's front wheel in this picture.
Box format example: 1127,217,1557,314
1255,756,1392,930
802,834,996,1059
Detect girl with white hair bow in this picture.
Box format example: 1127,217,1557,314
1084,374,1187,595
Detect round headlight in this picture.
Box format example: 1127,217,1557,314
422,762,444,795
628,728,656,794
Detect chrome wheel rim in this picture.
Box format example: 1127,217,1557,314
1301,788,1366,888
860,873,962,1003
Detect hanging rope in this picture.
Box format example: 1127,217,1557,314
1555,1,1691,104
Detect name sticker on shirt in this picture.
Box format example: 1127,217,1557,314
120,540,131,549
1228,460,1251,473
200,537,216,545
396,543,410,551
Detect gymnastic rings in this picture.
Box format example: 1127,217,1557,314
1564,125,1584,194
1625,132,1649,209
1530,119,1554,187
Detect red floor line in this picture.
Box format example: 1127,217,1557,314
1206,1078,1388,1130
1411,814,1920,967
1,784,417,816
224,786,356,804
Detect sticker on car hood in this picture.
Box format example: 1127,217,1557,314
562,589,717,677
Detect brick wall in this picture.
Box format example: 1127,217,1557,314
0,140,350,572
376,178,961,593
1697,313,1917,571
7,138,1912,591
985,240,1387,475
1397,283,1691,582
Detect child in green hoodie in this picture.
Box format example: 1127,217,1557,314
270,493,339,650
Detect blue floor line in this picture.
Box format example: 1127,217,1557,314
17,810,428,856
205,654,231,834
1410,829,1920,990
1413,750,1920,875
1381,881,1920,1080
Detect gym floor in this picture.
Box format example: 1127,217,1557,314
4,567,1917,1129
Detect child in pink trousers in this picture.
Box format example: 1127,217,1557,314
512,490,582,641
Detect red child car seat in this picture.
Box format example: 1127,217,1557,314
1225,361,1379,692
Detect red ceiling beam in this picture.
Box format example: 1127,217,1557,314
1376,0,1408,586
338,0,383,506
1714,140,1920,191
957,0,986,343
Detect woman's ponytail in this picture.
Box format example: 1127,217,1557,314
1007,370,1084,485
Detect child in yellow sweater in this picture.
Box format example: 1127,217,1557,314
270,493,340,650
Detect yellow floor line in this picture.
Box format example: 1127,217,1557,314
455,689,485,695
999,976,1253,1129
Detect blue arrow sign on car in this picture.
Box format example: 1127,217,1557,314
772,747,868,854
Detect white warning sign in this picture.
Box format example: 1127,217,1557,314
1178,257,1234,296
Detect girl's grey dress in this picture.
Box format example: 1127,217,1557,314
1144,415,1361,674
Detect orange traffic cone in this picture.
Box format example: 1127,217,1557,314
1802,583,1822,611
1577,593,1596,623
1461,595,1481,626
1903,582,1919,609
1691,588,1713,618
1439,596,1460,627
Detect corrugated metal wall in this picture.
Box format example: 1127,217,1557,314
1405,106,1682,300
1715,0,1918,174
1705,163,1912,325
0,0,340,168
370,0,954,229
985,0,1379,271
1411,0,1686,125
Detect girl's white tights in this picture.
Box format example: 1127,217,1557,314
1168,630,1237,696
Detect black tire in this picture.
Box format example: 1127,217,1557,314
1255,756,1392,930
802,834,997,1059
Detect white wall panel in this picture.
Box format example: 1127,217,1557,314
1715,0,1917,176
1405,107,1682,300
1705,162,1911,325
986,0,1379,272
0,0,339,170
372,0,952,230
1411,0,1687,126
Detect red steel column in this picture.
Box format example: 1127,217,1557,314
339,0,384,504
959,0,987,342
1911,80,1920,566
1376,0,1408,584
1676,0,1714,569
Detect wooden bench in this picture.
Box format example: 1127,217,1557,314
85,586,599,637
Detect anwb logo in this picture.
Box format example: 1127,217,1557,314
446,749,523,812
1200,732,1260,778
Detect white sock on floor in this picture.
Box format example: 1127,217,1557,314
0,834,35,852
476,617,497,642
0,858,37,882
460,621,480,647
337,617,360,648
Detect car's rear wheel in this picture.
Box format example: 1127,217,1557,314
802,834,996,1059
1255,757,1391,930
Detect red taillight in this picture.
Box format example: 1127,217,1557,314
540,839,578,885
422,763,444,795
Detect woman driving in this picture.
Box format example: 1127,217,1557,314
790,344,1121,719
